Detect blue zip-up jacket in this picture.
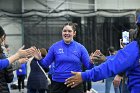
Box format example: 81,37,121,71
0,59,9,70
39,40,93,82
81,41,140,93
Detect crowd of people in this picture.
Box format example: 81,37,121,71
0,10,140,93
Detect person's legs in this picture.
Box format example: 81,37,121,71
17,76,22,92
83,81,87,92
87,81,92,91
105,77,114,93
21,75,25,89
20,75,26,93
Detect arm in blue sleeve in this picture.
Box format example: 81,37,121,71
81,41,139,81
39,46,54,68
0,59,9,70
80,45,94,69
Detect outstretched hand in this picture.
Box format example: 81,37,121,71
16,45,34,58
90,52,94,64
31,46,42,60
65,71,83,88
8,45,35,64
92,50,106,63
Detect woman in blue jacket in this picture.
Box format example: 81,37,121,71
65,11,140,93
32,23,94,93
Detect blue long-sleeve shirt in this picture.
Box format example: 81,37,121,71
81,41,140,92
0,59,9,70
39,40,93,82
16,63,27,76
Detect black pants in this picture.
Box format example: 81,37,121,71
17,75,26,91
50,80,84,93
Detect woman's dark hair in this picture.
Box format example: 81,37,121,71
0,26,6,54
63,22,78,31
0,26,6,38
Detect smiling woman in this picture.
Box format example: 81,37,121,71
62,23,77,44
32,22,94,93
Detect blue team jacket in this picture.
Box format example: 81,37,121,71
39,40,93,82
81,41,140,93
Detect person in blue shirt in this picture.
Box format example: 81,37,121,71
65,10,140,93
0,26,34,70
32,22,94,93
16,63,27,92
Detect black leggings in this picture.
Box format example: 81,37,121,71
17,75,26,91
